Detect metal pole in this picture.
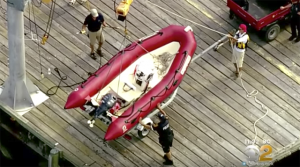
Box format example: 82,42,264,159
0,0,48,114
191,35,228,63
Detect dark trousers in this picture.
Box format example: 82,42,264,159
291,15,300,37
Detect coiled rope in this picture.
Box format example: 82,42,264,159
229,37,268,143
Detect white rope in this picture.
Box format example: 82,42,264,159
231,40,268,144
155,52,174,75
145,0,228,36
133,39,174,75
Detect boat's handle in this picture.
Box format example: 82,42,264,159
123,82,136,92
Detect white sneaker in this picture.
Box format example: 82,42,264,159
69,0,76,5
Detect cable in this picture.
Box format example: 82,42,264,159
94,23,128,102
46,68,97,96
46,0,56,34
41,0,56,45
116,19,129,95
145,0,228,36
230,36,268,144
30,1,44,77
116,31,127,96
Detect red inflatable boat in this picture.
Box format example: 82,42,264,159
64,25,197,141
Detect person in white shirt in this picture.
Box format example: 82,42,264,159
228,24,249,77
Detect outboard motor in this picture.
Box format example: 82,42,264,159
95,93,117,117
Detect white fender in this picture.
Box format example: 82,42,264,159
184,26,193,32
136,117,153,131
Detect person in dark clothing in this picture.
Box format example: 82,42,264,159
81,9,107,59
139,103,174,165
281,0,300,42
229,0,249,19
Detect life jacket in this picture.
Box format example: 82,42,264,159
235,31,249,50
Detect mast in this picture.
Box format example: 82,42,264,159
0,0,48,115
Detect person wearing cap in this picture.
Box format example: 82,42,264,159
228,24,249,77
82,9,107,59
139,103,174,165
281,0,300,42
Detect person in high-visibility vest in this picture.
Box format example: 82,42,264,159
228,24,249,77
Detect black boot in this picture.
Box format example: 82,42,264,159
97,49,104,57
295,37,300,43
163,154,168,160
163,159,173,165
90,53,96,60
289,35,296,41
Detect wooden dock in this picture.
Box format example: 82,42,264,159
0,0,300,166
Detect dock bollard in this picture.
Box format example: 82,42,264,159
48,143,61,167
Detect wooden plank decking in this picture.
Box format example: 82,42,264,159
0,0,300,166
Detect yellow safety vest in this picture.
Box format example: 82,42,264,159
235,32,249,49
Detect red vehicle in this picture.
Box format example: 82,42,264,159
227,0,296,41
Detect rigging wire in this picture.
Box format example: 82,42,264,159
95,20,129,101
145,0,228,36
30,1,44,78
116,20,128,96
41,0,56,45
116,33,126,96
